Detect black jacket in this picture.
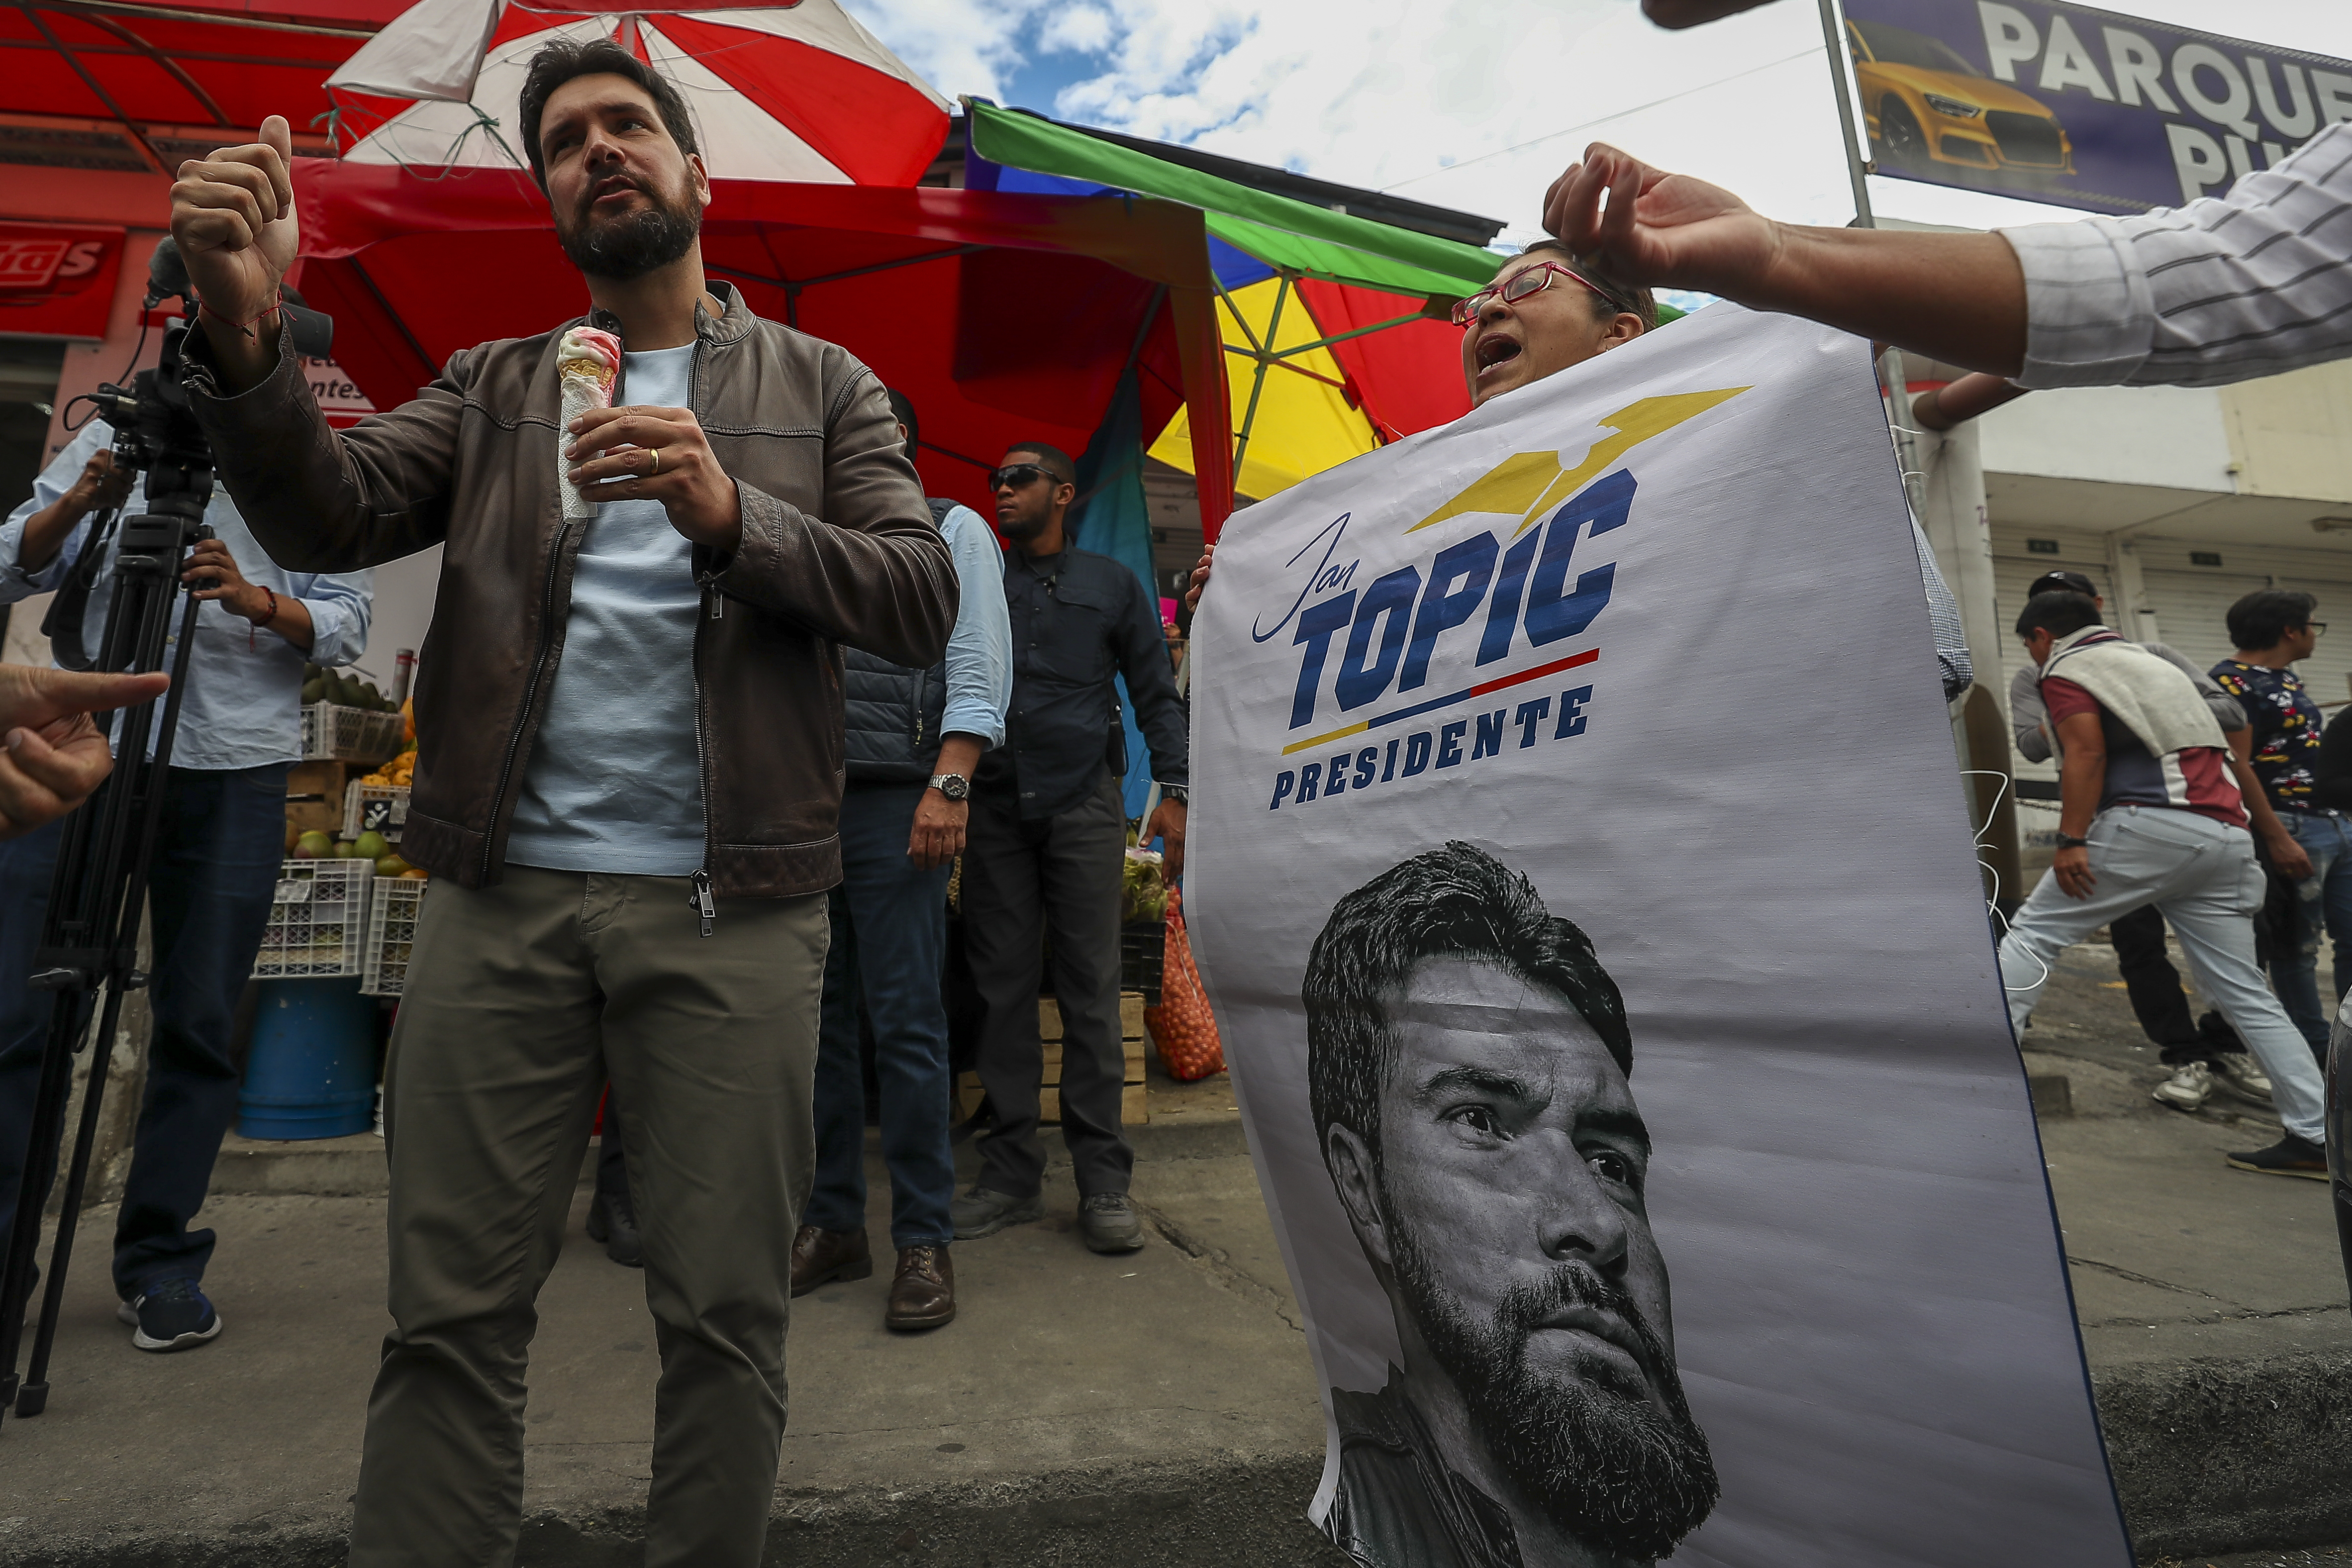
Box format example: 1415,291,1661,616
843,499,956,784
979,544,1186,819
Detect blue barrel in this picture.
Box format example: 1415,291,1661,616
238,978,378,1140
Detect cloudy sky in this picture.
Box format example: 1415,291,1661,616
842,0,2352,246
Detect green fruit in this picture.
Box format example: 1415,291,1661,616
332,840,357,858
294,831,333,860
301,678,324,704
353,830,391,862
376,855,412,878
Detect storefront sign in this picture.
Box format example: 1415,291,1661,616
1842,0,2352,210
0,222,123,339
302,356,378,428
1186,306,2132,1567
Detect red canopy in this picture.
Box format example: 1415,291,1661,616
0,0,396,172
290,160,1236,529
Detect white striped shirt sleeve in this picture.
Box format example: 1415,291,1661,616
1999,120,2352,390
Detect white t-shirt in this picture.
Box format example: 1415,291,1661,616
504,343,706,875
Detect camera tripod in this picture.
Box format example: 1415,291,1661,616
0,428,212,1430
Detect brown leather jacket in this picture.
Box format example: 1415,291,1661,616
183,285,957,899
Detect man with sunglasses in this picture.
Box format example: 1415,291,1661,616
953,444,1188,1255
1190,245,1972,702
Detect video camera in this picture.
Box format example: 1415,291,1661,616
0,242,334,1428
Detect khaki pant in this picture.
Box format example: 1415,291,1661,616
348,867,826,1568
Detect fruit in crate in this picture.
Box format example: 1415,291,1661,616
293,830,334,860
353,830,391,862
359,749,415,789
301,663,397,712
376,854,412,878
401,868,428,880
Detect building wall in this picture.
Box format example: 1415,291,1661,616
2218,359,2352,506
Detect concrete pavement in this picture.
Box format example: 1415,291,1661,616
2,947,2350,1564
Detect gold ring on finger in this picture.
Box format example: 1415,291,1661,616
647,447,661,476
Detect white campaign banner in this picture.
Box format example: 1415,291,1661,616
1186,306,2132,1567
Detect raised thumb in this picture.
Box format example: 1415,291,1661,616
262,114,293,164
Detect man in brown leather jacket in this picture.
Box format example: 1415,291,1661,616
167,39,956,1568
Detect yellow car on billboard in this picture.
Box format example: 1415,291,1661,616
1848,18,2073,178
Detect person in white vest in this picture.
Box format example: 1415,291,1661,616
1999,589,2328,1178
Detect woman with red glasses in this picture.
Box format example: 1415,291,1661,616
1451,245,1656,408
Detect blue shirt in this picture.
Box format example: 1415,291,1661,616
504,345,705,876
937,503,1012,749
1,419,373,771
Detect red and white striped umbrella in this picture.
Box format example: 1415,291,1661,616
324,0,950,185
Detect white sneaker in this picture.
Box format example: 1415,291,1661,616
2153,1061,2214,1111
2209,1054,2274,1105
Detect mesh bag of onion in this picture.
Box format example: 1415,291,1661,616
1145,886,1224,1081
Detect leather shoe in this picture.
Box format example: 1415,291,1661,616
885,1246,956,1331
790,1224,873,1297
585,1187,643,1269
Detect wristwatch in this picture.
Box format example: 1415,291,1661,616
929,773,971,801
1160,784,1188,804
2056,833,2090,850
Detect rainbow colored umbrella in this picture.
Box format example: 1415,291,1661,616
965,102,1500,504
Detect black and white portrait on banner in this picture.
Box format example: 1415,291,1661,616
1184,306,2138,1566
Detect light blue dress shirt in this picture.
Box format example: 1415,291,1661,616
937,502,1011,750
1,419,373,770
503,345,705,876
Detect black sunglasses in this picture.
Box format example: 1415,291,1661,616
990,463,1064,491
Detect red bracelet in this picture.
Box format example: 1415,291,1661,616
249,586,278,651
197,291,282,338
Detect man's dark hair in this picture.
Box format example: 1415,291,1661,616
886,388,919,467
2014,589,2102,641
1304,842,1630,1162
1517,239,1657,332
2025,569,2097,600
1004,441,1077,486
2227,588,2318,652
517,38,700,191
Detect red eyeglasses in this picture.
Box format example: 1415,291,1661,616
1451,262,1623,326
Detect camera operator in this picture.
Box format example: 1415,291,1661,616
0,422,373,1354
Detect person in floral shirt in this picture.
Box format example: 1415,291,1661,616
2213,589,2341,1054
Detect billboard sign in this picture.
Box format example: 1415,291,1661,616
1842,0,2352,211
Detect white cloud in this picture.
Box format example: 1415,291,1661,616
1041,4,1116,55
844,0,2352,239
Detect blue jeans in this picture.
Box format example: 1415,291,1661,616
802,784,956,1249
0,764,288,1296
2277,810,2352,1053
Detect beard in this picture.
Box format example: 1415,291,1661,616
559,178,701,281
1389,1209,1719,1561
998,503,1050,544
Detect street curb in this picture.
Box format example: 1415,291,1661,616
209,1115,1254,1201
7,1356,2352,1566
0,1455,1348,1568
2098,1345,2352,1559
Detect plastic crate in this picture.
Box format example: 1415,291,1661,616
361,877,427,997
301,702,403,763
1119,919,1165,1006
342,780,410,843
252,859,375,979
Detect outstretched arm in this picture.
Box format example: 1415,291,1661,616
1544,143,2026,373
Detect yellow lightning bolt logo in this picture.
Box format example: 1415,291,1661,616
1407,387,1751,536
